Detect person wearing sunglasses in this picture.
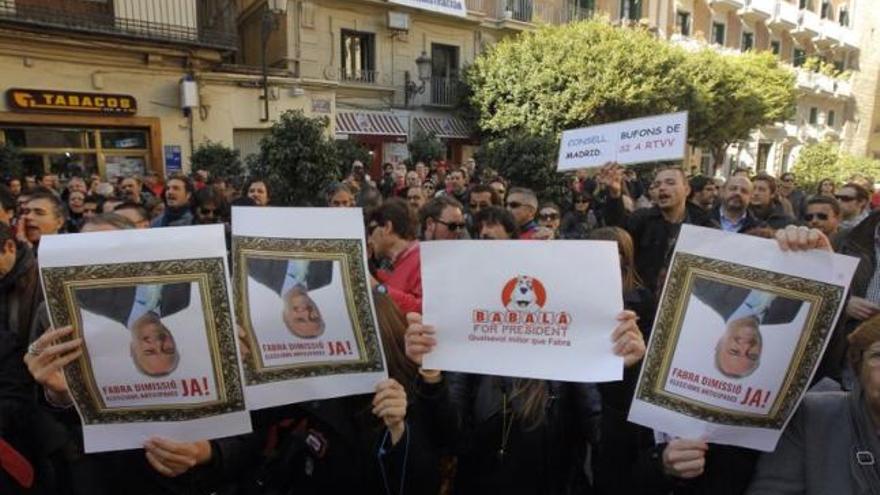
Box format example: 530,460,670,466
837,182,871,230
366,198,422,315
420,196,466,241
803,196,841,240
537,202,561,239
505,187,541,239
560,193,597,240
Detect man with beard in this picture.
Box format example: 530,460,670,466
688,176,717,212
151,175,194,227
749,174,794,230
601,165,717,292
419,196,466,241
120,177,146,205
710,176,760,233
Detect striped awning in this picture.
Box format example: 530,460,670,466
335,112,406,137
413,116,472,139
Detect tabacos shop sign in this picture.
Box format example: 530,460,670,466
470,275,573,348
6,88,137,115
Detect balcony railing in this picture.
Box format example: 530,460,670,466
430,77,464,107
495,0,533,22
340,68,380,84
0,0,237,50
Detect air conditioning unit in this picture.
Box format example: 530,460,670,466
388,11,410,31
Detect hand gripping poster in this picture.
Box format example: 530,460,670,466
628,225,858,451
421,240,623,382
232,207,387,410
38,225,251,453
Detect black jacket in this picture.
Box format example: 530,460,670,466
818,210,880,383
692,278,803,325
603,197,718,294
209,385,448,495
749,202,794,230
75,283,190,328
435,373,601,495
247,259,332,296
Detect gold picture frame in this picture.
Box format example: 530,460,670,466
233,236,385,386
41,257,245,425
635,252,844,429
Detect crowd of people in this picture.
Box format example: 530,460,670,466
0,155,878,495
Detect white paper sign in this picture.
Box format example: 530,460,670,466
421,240,623,382
557,111,688,171
628,226,858,452
38,225,252,453
232,207,387,410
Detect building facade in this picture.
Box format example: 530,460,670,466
0,0,874,179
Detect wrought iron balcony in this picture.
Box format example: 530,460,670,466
0,0,237,50
429,76,464,107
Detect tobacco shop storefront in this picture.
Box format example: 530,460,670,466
1,88,162,179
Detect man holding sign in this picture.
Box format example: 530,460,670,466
600,165,718,292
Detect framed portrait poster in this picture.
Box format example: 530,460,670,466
232,207,386,410
629,225,858,451
38,225,251,453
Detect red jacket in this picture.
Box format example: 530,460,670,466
376,242,422,315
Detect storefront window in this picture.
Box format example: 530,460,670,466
0,125,149,179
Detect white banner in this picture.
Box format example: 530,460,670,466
628,226,858,452
421,240,623,382
38,225,251,453
388,0,467,17
557,111,688,171
232,207,387,410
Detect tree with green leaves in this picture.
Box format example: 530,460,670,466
335,138,371,172
686,49,796,172
474,132,570,204
248,110,343,206
466,19,693,136
190,141,242,180
792,142,880,190
408,130,445,165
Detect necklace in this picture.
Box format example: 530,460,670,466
498,391,514,461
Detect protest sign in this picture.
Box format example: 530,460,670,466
557,111,688,171
628,225,858,451
421,240,623,382
232,207,387,410
38,225,251,453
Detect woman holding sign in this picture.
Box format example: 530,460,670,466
404,306,645,494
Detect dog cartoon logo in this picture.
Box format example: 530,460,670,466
501,276,547,311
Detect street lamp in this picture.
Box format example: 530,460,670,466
404,51,432,107
260,0,288,122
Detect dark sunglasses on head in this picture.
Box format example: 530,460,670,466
835,195,857,202
435,219,466,231
805,213,829,221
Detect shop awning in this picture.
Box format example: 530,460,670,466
413,116,472,139
335,112,406,137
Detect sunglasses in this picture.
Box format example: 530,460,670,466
835,195,857,202
805,213,829,221
199,208,217,215
539,213,559,220
435,219,466,231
